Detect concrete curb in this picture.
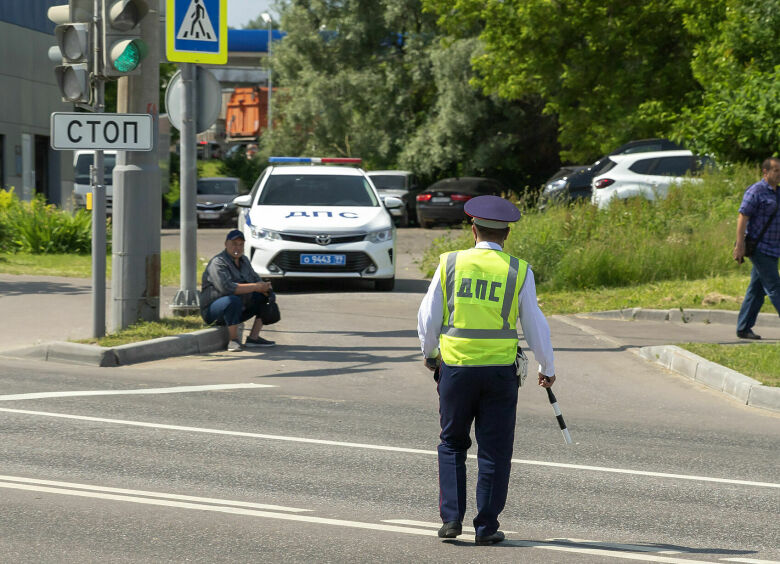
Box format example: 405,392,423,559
638,345,780,413
2,327,229,367
579,308,780,327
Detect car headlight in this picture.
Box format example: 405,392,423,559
543,178,566,194
249,226,282,241
366,228,394,243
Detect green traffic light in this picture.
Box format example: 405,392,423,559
110,39,148,73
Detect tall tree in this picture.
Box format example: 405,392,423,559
424,0,699,163
266,0,438,169
399,38,559,191
674,0,780,162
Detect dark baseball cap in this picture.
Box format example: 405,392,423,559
226,229,245,241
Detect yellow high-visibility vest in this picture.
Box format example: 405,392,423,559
438,248,527,366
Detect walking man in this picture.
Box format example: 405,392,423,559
417,195,557,545
733,158,780,339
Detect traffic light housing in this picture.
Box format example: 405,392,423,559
47,2,93,103
100,0,149,77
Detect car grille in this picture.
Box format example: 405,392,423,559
279,233,366,245
271,251,374,273
197,203,227,211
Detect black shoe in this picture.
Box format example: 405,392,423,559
437,521,462,538
475,531,505,545
737,329,761,340
244,336,276,347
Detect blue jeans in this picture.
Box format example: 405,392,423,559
202,293,272,327
737,250,780,332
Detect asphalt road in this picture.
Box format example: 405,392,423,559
1,227,778,563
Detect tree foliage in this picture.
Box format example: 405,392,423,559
673,0,780,161
267,0,559,190
423,0,699,163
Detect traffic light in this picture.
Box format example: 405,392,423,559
47,2,94,103
100,0,150,77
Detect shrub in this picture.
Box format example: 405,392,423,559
0,189,105,254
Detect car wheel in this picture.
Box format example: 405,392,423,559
417,211,432,229
375,277,395,291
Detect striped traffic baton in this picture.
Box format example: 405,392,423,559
545,384,572,444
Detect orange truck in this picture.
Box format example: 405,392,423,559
225,86,273,140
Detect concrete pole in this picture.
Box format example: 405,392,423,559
91,78,106,338
112,0,162,330
267,22,272,133
171,62,200,315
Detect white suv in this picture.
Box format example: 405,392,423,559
591,150,711,209
233,158,402,291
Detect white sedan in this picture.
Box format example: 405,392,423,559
233,158,402,291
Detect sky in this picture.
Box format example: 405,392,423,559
227,0,278,29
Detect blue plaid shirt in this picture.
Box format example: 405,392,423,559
739,179,780,258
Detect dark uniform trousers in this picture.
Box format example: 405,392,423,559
437,361,518,537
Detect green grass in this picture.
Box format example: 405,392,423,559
679,343,780,387
535,273,773,315
73,316,206,347
0,250,206,287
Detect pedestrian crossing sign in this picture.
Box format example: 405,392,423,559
166,0,227,64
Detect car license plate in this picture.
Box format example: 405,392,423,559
431,197,450,204
300,254,346,266
198,211,219,218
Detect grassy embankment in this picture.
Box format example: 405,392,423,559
419,164,779,385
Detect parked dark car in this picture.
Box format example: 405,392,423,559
538,138,684,208
367,170,419,227
196,177,243,226
415,177,510,228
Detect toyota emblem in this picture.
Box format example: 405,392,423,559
315,234,331,245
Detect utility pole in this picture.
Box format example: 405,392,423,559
112,0,162,330
171,62,200,316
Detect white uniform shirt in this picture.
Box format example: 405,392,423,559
417,241,556,376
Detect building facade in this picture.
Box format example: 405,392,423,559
0,1,75,207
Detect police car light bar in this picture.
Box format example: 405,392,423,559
268,156,362,164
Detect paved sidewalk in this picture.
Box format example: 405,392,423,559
0,273,778,412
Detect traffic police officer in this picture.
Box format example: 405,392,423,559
417,195,556,545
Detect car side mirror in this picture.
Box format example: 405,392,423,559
233,194,252,208
383,196,403,209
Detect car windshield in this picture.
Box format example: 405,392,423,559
258,174,379,206
197,179,238,195
74,153,116,185
369,175,406,191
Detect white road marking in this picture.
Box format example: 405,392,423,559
722,559,780,564
0,406,777,490
0,480,437,537
382,519,517,535
0,383,275,401
0,474,309,513
508,542,740,564
0,478,754,562
546,538,680,554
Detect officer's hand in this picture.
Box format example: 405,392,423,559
257,281,272,295
538,373,555,388
424,356,440,372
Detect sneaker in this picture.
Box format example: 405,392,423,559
227,340,243,352
245,336,275,347
737,329,761,340
438,521,462,538
475,530,505,545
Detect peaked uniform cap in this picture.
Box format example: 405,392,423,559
464,195,521,228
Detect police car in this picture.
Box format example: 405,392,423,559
233,157,402,291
